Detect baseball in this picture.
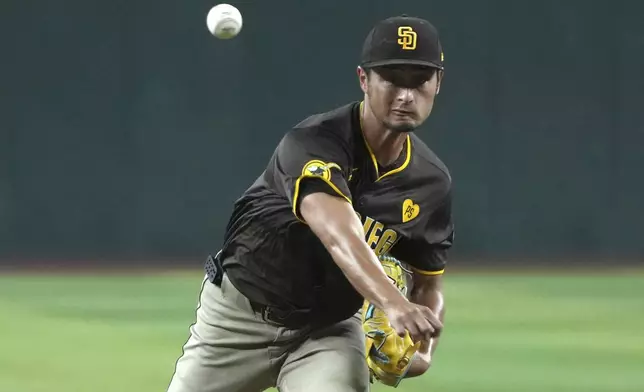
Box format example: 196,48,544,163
206,4,243,39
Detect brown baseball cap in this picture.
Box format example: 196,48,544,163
360,15,444,70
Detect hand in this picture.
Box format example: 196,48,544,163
383,299,443,343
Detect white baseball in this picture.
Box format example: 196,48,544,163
206,4,243,39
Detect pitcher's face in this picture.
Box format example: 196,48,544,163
359,65,443,132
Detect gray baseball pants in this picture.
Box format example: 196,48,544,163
166,273,370,392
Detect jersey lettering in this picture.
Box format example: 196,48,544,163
356,212,400,257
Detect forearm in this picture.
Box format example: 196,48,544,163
300,192,407,310
321,218,408,310
412,287,445,355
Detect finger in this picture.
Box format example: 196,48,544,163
408,329,421,343
399,321,414,338
421,307,443,330
405,321,422,341
390,319,408,338
418,317,435,341
409,319,433,343
411,329,429,343
417,318,434,342
424,328,434,343
414,310,438,342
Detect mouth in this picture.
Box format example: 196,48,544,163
391,109,414,117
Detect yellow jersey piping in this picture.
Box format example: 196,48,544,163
291,174,352,224
410,266,445,276
358,101,412,182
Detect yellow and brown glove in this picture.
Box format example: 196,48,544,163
362,255,419,388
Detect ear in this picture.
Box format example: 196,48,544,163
357,66,369,94
435,70,444,95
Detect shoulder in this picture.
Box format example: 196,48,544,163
273,102,360,166
293,101,359,131
277,101,359,156
409,133,452,191
285,101,359,140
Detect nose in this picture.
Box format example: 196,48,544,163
395,88,414,103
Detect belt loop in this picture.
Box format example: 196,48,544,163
204,252,224,286
261,307,273,324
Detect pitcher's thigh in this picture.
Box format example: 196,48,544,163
277,314,369,392
167,276,277,392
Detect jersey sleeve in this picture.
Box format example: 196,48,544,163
271,126,352,223
391,191,454,275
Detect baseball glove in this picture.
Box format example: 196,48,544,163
361,255,420,388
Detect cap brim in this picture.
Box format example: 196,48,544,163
361,59,444,70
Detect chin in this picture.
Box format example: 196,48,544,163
388,121,416,133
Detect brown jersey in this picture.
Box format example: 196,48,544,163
220,101,454,324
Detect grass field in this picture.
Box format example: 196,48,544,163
0,269,642,392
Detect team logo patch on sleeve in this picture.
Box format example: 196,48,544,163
301,160,341,181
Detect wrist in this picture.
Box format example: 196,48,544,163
379,288,408,311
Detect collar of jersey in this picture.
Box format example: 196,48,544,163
358,101,412,182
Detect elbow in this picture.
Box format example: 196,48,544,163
406,357,431,378
406,345,433,378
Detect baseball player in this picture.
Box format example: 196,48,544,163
167,14,454,392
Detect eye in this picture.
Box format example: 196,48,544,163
413,78,431,89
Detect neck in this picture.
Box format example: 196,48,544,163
361,102,408,167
